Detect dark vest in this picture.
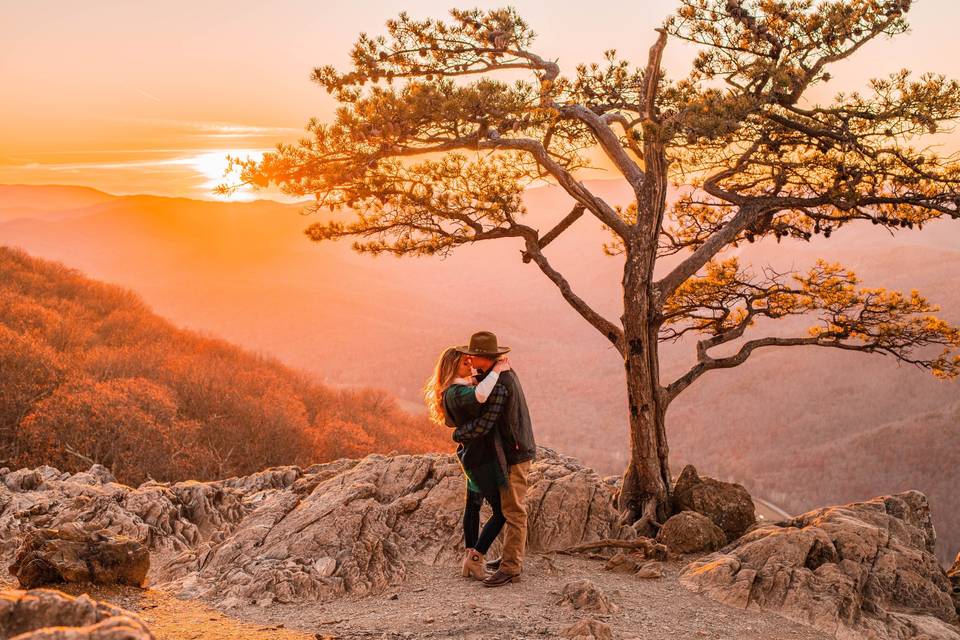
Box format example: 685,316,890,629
495,370,535,464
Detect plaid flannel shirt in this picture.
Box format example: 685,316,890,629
452,384,508,443
444,378,511,494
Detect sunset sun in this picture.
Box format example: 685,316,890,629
182,149,265,200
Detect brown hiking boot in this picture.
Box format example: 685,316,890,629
461,549,485,580
482,568,520,587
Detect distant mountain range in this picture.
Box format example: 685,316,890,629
2,182,958,564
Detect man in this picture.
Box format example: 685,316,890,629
457,330,536,587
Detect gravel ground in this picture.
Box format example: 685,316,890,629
207,554,831,640
2,554,832,640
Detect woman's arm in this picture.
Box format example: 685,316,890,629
473,369,500,403
472,356,512,403
452,384,508,443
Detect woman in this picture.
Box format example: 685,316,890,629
424,346,511,580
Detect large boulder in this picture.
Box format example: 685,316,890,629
672,465,756,543
9,524,149,588
0,588,153,639
164,448,632,606
680,491,960,640
656,511,726,554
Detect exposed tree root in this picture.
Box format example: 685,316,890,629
545,536,659,556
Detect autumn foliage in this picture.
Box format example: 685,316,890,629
0,247,448,485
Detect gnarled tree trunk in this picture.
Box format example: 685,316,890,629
617,237,671,535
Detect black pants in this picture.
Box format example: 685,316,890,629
463,487,506,554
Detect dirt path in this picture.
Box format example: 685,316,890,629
202,555,830,640
0,577,312,640
3,555,830,639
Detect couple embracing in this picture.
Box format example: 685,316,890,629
425,331,536,587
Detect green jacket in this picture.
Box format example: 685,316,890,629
443,382,508,494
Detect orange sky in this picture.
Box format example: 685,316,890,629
3,0,960,200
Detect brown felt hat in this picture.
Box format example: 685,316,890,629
456,331,511,357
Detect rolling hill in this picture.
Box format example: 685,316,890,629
0,245,448,485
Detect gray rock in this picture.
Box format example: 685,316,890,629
0,588,154,639
680,490,960,640
4,468,43,491
68,464,116,486
558,579,618,613
656,511,726,554
672,465,756,543
635,561,665,579
9,524,149,589
0,450,632,607
560,618,614,640
168,448,632,605
0,464,248,586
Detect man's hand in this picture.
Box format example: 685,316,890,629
493,356,512,373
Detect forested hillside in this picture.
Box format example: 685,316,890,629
0,246,448,485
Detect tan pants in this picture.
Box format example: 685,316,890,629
498,460,531,575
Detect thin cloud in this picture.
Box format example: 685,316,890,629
119,117,302,138
132,86,162,102
9,149,267,173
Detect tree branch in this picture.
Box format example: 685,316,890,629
563,103,646,191
666,335,825,401
64,444,98,468
514,224,625,354
483,134,631,237
655,202,762,302
521,204,586,263
642,29,668,121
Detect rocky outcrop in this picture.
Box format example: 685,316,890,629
168,448,630,606
680,491,959,640
9,524,148,589
0,588,153,639
0,465,249,570
672,465,756,543
656,511,726,554
6,451,956,640
0,448,630,607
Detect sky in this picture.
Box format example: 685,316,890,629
3,0,960,200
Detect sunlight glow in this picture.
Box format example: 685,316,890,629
180,149,265,201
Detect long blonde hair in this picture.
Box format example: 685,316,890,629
424,346,463,427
